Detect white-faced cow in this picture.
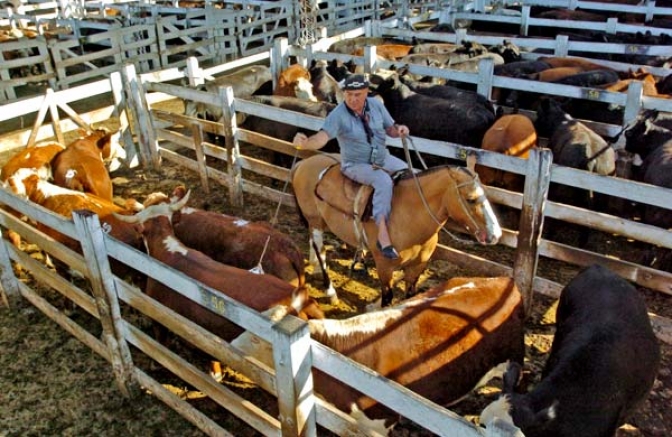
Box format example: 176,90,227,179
480,264,660,437
233,276,525,433
143,185,306,287
116,193,324,342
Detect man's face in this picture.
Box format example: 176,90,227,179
344,88,368,113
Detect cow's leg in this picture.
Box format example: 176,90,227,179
309,228,338,304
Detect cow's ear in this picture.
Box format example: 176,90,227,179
97,133,112,150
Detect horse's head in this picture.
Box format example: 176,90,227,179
444,167,501,245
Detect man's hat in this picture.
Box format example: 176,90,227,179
341,74,369,90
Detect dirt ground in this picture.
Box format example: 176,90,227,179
1,106,671,436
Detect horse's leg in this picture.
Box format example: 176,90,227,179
402,262,429,299
309,228,338,304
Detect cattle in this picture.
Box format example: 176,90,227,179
143,185,306,287
327,37,406,55
233,276,525,432
480,264,660,437
238,94,339,168
183,64,273,122
534,98,615,245
50,129,124,201
273,64,317,101
6,168,144,280
477,113,537,193
115,194,323,343
535,56,613,72
308,59,343,104
352,44,413,60
494,60,552,78
397,70,495,113
624,109,672,229
0,141,66,248
370,71,495,148
0,141,64,184
409,42,459,54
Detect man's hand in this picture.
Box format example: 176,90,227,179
396,124,410,137
293,132,308,149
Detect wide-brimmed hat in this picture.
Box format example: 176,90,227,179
341,74,369,90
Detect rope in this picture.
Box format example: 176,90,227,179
401,136,475,245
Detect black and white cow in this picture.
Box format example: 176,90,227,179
479,264,661,437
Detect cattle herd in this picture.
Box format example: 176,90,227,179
1,23,670,436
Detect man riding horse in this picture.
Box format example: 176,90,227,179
293,74,411,260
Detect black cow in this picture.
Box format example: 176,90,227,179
624,109,672,229
308,59,344,104
398,69,496,115
369,71,495,148
535,98,616,245
238,95,338,168
480,264,661,437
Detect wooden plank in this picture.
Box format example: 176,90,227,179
73,211,137,398
513,148,553,316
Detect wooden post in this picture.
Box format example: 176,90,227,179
190,123,211,194
72,210,138,398
221,86,243,206
513,148,553,317
521,6,530,36
110,71,138,168
185,56,204,87
271,37,289,91
624,80,643,126
0,229,21,308
364,45,377,74
122,63,159,168
477,57,495,101
272,315,316,437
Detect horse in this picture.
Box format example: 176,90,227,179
291,153,502,307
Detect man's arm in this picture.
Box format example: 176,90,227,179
293,130,330,150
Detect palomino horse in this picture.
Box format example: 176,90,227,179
291,153,502,307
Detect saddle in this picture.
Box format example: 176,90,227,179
315,164,374,221
314,164,408,221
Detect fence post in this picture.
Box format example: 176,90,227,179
272,315,316,437
513,148,552,317
221,86,243,207
186,56,204,86
554,35,569,57
272,37,290,90
110,71,138,168
364,45,378,73
0,230,21,308
477,57,495,101
623,80,643,125
121,63,159,168
72,210,138,398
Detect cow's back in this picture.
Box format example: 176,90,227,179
536,264,660,437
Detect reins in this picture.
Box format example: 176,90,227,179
401,136,476,245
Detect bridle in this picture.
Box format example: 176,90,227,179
401,136,481,245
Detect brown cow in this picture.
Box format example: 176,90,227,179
116,193,324,342
143,186,306,287
232,276,525,433
0,142,66,248
477,113,537,193
7,168,143,280
274,64,317,101
51,129,125,200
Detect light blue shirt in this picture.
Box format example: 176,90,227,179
321,97,395,167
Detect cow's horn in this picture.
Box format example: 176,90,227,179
113,212,139,223
170,189,190,211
